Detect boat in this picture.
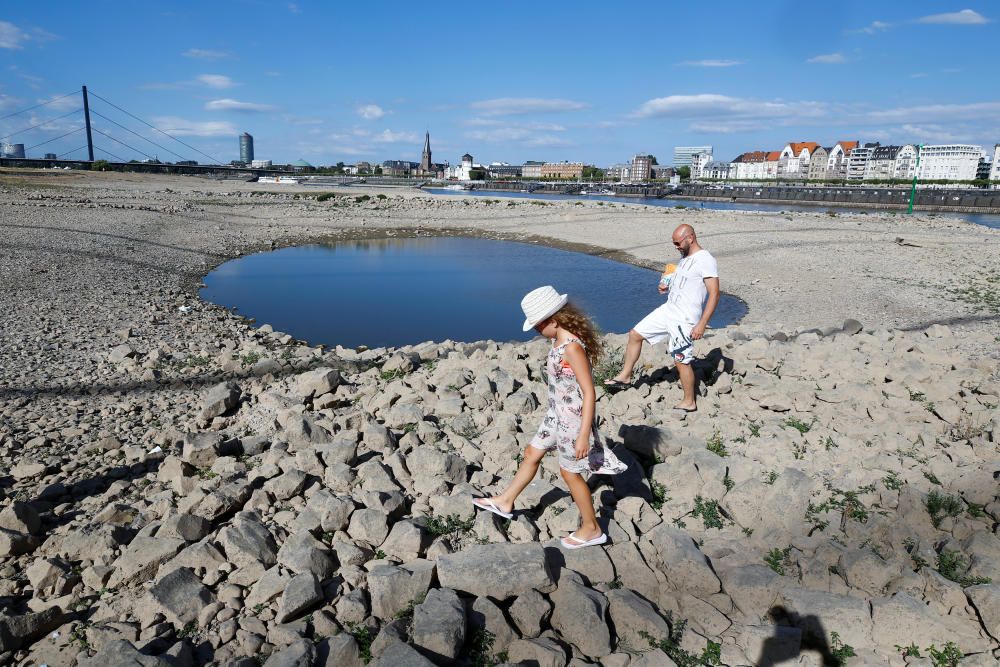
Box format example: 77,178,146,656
257,176,300,185
579,188,616,196
445,183,474,191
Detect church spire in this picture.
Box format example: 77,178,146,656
420,130,432,171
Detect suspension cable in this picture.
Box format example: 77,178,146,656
90,126,156,161
25,127,85,151
0,89,81,122
0,108,83,141
88,107,189,162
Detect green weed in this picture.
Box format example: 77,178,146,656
830,632,856,666
706,430,727,457
781,416,814,434
925,490,963,528
937,550,992,587
692,496,724,529
638,617,721,667
882,472,902,491
765,546,793,575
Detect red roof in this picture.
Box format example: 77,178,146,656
765,151,781,162
837,140,858,152
788,142,819,156
735,150,769,163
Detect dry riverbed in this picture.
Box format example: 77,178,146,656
0,170,998,666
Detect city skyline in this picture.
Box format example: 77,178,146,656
1,3,998,166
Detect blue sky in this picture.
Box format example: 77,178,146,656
2,2,998,166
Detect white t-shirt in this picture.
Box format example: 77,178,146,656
664,249,719,325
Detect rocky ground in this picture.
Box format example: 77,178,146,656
0,170,999,666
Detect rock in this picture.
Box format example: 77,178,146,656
371,640,436,667
76,639,171,667
111,536,185,586
407,447,466,487
276,531,336,578
0,502,41,535
246,566,292,610
158,456,197,495
619,425,683,459
631,648,680,667
412,587,466,662
646,525,720,597
778,587,873,651
607,588,671,648
305,489,355,532
265,469,308,501
469,596,517,653
380,520,429,561
437,543,555,599
276,573,323,623
217,512,279,569
368,561,436,620
505,637,567,667
0,528,39,557
736,625,801,667
294,367,342,400
966,584,1000,641
200,381,241,419
509,589,552,638
147,567,216,626
842,318,863,335
10,461,46,481
503,389,538,413
318,634,363,667
0,606,64,653
263,638,315,667
347,508,390,547
549,571,612,657
159,512,211,543
182,432,224,467
108,344,135,363
871,591,990,652
26,557,73,599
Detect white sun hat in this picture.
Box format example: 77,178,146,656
521,285,569,331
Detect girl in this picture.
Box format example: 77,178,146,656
473,285,627,549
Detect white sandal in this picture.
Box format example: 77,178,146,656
561,532,608,550
472,498,513,520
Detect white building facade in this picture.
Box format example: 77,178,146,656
917,145,981,181
673,145,713,167
690,151,713,179
991,145,1000,182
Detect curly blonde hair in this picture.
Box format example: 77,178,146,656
551,302,604,368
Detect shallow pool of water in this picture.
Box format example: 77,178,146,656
201,237,747,349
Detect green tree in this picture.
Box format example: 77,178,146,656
583,166,605,180
648,155,658,165
676,165,691,180
374,165,383,175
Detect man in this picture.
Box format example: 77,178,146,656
606,224,720,412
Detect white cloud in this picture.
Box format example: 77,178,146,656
470,97,588,116
197,74,236,89
807,52,846,64
288,3,301,14
38,93,78,111
204,98,276,112
864,101,1000,124
851,20,891,34
184,48,230,59
0,20,29,49
680,59,743,67
372,129,418,144
153,116,237,137
632,94,825,121
916,9,989,25
356,104,385,120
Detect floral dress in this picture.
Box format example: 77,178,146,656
530,338,628,475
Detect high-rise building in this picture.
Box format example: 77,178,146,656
630,154,652,182
917,145,982,181
420,131,432,173
673,145,713,167
2,143,26,158
44,153,58,160
240,133,254,164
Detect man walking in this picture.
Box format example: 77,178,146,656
606,224,720,412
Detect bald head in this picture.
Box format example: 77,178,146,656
673,224,695,242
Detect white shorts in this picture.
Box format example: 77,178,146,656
633,305,695,364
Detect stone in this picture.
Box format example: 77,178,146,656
182,432,224,467
201,381,241,419
619,424,684,459
158,456,197,495
503,389,538,413
842,319,863,335
871,591,990,653
505,637,567,667
347,508,391,547
778,587,873,651
412,587,466,662
0,606,64,653
217,512,279,569
246,566,292,609
276,531,336,578
318,634,363,667
509,589,552,638
276,573,323,623
159,512,211,542
631,648,680,667
407,447,467,487
0,502,41,535
469,596,517,653
607,588,671,648
437,542,554,599
108,344,135,363
0,528,39,557
147,567,216,626
111,535,185,586
559,543,616,585
265,469,308,501
966,584,1000,641
380,520,429,561
295,367,342,400
646,525,720,597
736,625,801,667
10,461,46,480
76,639,171,667
26,557,73,599
305,489,355,532
370,640,436,667
550,571,612,657
368,561,436,620
263,638,316,667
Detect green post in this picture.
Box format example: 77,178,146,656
907,144,923,214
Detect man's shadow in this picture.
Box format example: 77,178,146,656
758,605,839,667
636,346,733,393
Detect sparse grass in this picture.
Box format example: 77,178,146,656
178,354,211,368
380,368,407,381
882,471,903,491
638,617,721,667
196,467,217,480
948,414,989,441
451,419,484,440
747,420,762,438
354,194,370,203
608,576,623,589
763,470,779,485
593,345,625,390
927,642,964,667
722,471,734,491
316,192,337,202
765,546,793,575
966,502,986,518
781,416,814,434
806,483,874,530
463,628,508,667
393,592,426,620
374,549,386,560
937,550,992,587
239,352,261,368
347,623,374,663
923,470,941,486
424,513,475,540
830,632,856,666
650,480,669,511
925,490,963,528
692,496,724,529
822,435,837,450
705,430,727,457
946,271,1000,314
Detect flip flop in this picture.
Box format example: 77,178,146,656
603,379,632,392
673,406,697,413
472,498,513,520
560,532,608,550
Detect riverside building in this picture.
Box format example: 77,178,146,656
630,154,652,182
541,161,584,179
673,145,713,168
917,145,981,181
240,133,254,164
991,145,1000,182
847,143,878,180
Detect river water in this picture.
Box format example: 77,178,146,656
424,188,1000,229
201,237,747,349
